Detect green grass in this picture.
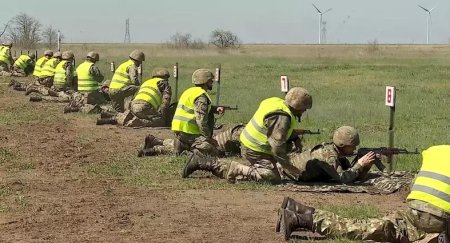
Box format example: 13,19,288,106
87,154,273,190
318,204,381,220
0,148,14,165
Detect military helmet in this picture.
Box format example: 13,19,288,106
44,50,53,56
152,67,170,79
86,51,99,61
285,87,312,111
53,51,62,58
29,53,36,60
62,51,74,60
129,50,145,62
2,41,12,46
333,126,360,147
192,69,214,84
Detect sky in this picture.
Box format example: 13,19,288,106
1,0,449,44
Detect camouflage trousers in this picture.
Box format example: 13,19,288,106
174,132,221,156
0,71,12,77
109,85,139,112
36,76,54,87
66,91,113,114
0,62,10,72
311,207,443,242
115,100,166,127
232,147,282,184
38,91,72,103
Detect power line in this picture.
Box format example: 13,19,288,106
124,18,131,43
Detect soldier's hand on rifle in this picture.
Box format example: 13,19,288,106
215,106,225,115
357,151,376,168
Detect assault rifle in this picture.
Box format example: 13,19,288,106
353,147,420,172
295,129,320,135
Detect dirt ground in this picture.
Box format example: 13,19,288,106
0,80,408,243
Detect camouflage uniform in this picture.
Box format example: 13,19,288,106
12,58,35,77
115,77,171,127
289,143,367,183
141,124,244,157
109,64,139,112
173,93,220,156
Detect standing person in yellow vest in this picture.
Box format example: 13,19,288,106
33,50,53,78
0,41,13,72
181,87,312,183
109,50,145,112
96,67,171,127
12,53,35,77
277,145,450,243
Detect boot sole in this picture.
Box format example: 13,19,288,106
279,209,291,241
275,208,283,233
182,153,195,178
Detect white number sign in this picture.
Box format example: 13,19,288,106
385,86,396,107
280,75,289,93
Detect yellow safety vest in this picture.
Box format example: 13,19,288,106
171,87,211,135
40,58,59,77
110,59,134,90
53,60,69,86
33,56,49,77
13,55,31,70
76,61,98,92
133,77,163,109
407,145,450,214
0,46,11,65
240,97,296,155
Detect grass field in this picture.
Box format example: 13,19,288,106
2,44,449,242
58,43,450,171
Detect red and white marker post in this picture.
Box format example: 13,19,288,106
385,86,396,171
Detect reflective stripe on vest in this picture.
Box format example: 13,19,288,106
0,46,11,65
110,59,134,90
13,55,31,70
33,56,49,77
133,77,163,109
240,97,296,155
53,60,69,86
76,61,98,92
407,145,450,214
40,58,59,77
171,87,211,135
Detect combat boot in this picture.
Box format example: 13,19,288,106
182,150,225,178
8,79,17,87
13,86,26,91
100,111,116,119
25,86,39,96
439,232,450,243
226,161,262,183
137,148,156,157
29,96,42,102
278,209,313,241
48,89,60,97
63,105,79,114
143,135,164,149
96,117,117,125
276,197,315,232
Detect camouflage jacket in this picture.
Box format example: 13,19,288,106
290,142,364,183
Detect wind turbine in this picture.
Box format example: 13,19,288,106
418,5,435,44
312,3,332,44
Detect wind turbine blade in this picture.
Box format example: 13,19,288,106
323,8,333,14
418,5,430,13
312,3,322,13
429,4,438,12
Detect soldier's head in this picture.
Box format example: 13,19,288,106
86,51,99,62
29,53,36,60
44,50,53,58
62,51,74,61
2,41,12,47
192,69,214,90
152,67,170,80
100,79,111,93
129,50,145,65
284,87,312,117
333,126,360,156
53,51,62,60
